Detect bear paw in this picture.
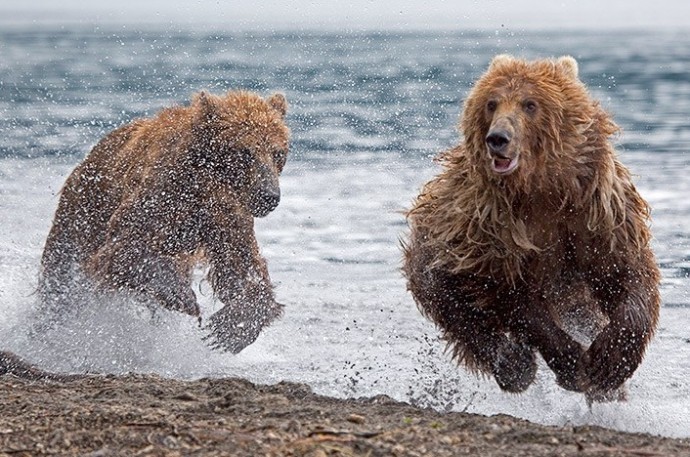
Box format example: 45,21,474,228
204,301,284,353
574,320,648,396
536,339,587,393
492,340,537,393
162,289,200,317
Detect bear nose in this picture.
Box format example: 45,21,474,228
486,130,511,154
264,190,280,211
252,189,280,217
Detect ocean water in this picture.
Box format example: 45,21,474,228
1,26,689,438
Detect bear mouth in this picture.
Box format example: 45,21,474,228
491,156,519,175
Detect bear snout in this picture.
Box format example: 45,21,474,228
248,162,281,217
486,128,519,175
250,187,281,218
485,129,512,155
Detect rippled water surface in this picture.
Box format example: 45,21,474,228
1,26,689,437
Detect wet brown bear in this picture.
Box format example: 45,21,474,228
39,90,290,353
403,55,660,402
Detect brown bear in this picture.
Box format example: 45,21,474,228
38,90,290,353
402,55,660,402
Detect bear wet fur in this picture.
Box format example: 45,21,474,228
402,55,660,401
39,90,290,353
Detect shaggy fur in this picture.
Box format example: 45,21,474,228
403,55,660,401
39,90,290,353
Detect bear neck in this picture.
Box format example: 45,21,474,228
418,141,617,285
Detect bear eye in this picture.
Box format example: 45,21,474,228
236,147,255,164
486,100,498,112
523,100,538,114
274,149,287,162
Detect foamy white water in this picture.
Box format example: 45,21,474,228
1,151,689,438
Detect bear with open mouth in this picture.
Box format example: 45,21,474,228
403,55,661,403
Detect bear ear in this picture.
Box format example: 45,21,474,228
489,54,514,70
193,90,218,121
267,93,288,117
556,55,579,79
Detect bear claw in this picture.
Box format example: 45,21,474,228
492,340,537,393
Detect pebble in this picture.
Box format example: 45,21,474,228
346,413,366,424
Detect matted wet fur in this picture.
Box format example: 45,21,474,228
402,55,660,402
39,90,290,353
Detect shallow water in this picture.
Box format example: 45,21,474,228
1,26,689,438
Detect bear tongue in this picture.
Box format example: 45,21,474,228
493,157,513,171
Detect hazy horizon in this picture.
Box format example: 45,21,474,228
1,0,689,31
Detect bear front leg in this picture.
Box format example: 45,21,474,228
404,259,537,393
581,252,660,394
204,260,283,353
506,300,586,392
202,217,283,353
448,313,538,394
203,281,283,353
88,242,200,318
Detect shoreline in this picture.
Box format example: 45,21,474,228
1,370,689,456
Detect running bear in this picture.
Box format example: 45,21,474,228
403,55,660,402
39,90,290,353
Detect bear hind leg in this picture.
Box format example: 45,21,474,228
88,244,200,318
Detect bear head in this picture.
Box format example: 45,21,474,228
460,54,617,191
192,91,290,217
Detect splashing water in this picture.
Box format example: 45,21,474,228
1,28,689,438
